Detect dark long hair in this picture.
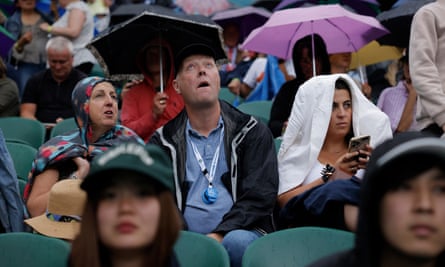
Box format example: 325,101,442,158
292,34,331,80
356,132,445,267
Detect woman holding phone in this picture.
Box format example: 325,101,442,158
277,74,392,231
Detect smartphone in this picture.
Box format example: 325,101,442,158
348,135,370,157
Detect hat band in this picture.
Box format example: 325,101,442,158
46,211,81,223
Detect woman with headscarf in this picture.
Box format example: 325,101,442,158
24,76,144,218
277,74,392,231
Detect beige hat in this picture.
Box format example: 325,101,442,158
25,179,86,240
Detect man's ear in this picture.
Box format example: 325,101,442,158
173,79,181,94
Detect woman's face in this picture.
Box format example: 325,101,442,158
299,47,322,80
17,0,36,10
88,82,118,131
326,88,352,138
97,181,161,252
145,46,168,75
380,168,445,260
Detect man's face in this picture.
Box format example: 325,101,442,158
173,54,220,109
47,48,73,82
380,168,445,261
329,52,352,70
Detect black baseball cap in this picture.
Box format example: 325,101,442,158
175,43,217,75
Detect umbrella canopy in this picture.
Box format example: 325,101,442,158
376,0,434,48
349,40,403,70
0,25,15,59
252,0,281,11
241,4,389,59
274,0,380,16
87,9,226,80
211,6,271,42
174,0,231,16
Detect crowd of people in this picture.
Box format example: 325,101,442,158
1,1,445,267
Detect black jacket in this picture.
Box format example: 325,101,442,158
150,100,279,235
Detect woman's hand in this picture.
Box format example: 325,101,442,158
333,144,372,179
72,157,90,180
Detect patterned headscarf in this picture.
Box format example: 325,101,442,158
23,77,144,202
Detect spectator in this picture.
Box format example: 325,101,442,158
0,128,25,233
86,0,113,34
149,43,278,267
308,132,445,267
409,0,445,137
227,53,267,99
219,23,245,86
39,0,96,75
269,34,331,138
24,76,144,218
0,57,19,117
278,74,392,231
121,38,184,142
5,0,51,97
24,179,86,241
330,52,372,100
70,142,182,267
377,55,419,133
20,36,86,128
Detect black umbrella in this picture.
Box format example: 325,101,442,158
376,0,434,48
87,8,227,81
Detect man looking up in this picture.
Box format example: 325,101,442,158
150,43,279,267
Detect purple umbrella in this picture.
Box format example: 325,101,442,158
241,4,389,75
0,25,15,59
274,0,380,16
211,6,271,42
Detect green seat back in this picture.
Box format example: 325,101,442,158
90,63,106,77
6,142,37,182
0,232,70,267
0,117,45,149
237,100,273,124
219,87,237,104
50,118,78,139
174,231,230,267
242,227,354,267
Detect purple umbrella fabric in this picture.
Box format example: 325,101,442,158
0,25,15,59
241,4,389,59
274,0,380,16
211,6,271,42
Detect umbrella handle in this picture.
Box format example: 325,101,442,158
159,42,164,93
358,65,367,84
311,24,316,77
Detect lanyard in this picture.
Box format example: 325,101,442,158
190,131,224,187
